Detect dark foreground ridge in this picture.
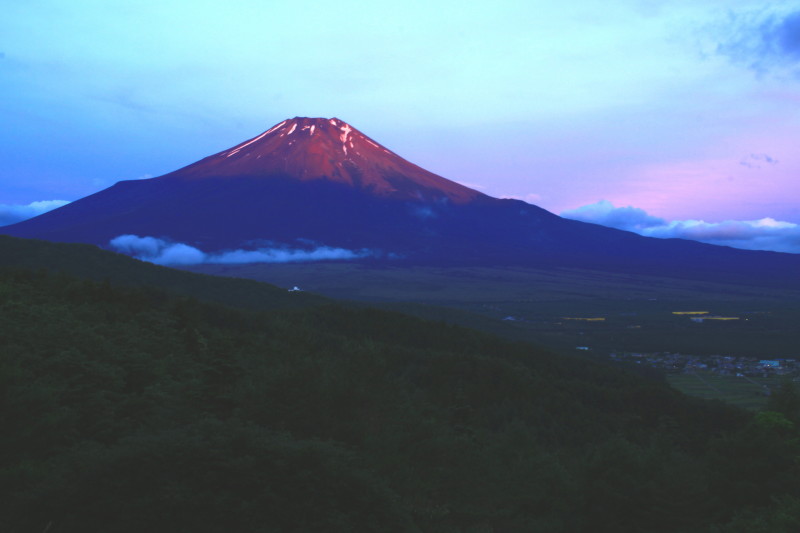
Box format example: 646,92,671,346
3,234,800,531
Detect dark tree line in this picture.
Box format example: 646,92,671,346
2,266,800,532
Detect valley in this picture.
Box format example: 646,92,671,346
185,261,800,359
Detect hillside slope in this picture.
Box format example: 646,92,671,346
3,253,800,531
0,235,325,311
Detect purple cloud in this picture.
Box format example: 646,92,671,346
562,201,800,254
739,153,779,168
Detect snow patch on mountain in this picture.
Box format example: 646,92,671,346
339,124,352,155
226,124,284,157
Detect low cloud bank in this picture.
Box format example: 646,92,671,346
562,200,800,254
561,200,667,233
0,200,70,226
109,235,376,265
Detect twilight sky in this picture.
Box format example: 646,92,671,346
2,0,800,252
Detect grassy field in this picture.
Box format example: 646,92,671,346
185,262,798,303
185,262,800,360
667,372,778,410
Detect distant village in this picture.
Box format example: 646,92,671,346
607,351,799,379
557,309,799,380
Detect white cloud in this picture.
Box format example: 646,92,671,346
561,201,800,253
109,234,377,265
0,200,70,226
561,200,667,232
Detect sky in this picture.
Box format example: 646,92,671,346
2,0,800,253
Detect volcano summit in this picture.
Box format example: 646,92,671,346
1,116,506,254
170,117,483,204
3,117,799,284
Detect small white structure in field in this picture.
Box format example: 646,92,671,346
288,286,303,292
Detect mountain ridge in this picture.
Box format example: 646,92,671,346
2,117,799,287
162,117,486,204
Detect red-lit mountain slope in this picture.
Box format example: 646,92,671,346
3,117,799,286
167,117,483,204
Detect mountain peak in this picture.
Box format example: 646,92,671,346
163,117,485,204
230,116,359,158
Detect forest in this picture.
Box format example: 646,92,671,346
2,236,800,531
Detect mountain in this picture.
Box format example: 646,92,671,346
166,117,484,204
1,117,488,250
3,117,799,285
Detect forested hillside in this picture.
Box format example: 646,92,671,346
0,235,325,311
3,264,800,532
